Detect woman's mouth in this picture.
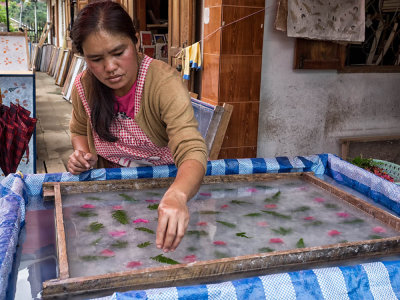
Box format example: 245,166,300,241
107,75,122,83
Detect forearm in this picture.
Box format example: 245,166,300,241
71,134,91,153
167,159,205,201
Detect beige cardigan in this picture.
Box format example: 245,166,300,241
69,56,208,172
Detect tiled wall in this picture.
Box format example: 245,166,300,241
202,0,265,159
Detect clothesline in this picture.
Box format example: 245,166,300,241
175,7,266,79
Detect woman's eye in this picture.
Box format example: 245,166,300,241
91,58,101,62
115,52,123,56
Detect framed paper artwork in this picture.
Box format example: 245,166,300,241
42,172,400,298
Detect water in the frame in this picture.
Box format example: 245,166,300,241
62,178,399,278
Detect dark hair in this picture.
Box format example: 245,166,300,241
71,0,138,142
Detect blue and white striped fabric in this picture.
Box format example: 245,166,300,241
1,153,400,299
98,261,400,300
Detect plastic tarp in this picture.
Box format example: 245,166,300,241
0,153,399,299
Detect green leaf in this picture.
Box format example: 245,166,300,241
187,246,198,252
214,251,230,258
254,185,273,189
216,220,236,228
186,230,208,237
76,211,98,217
236,232,251,238
244,213,262,217
296,238,305,248
198,210,221,215
147,204,159,210
135,227,155,234
304,220,323,226
265,191,281,202
271,227,292,235
258,247,274,253
86,196,102,201
338,240,349,243
119,193,137,202
324,203,338,209
231,200,252,205
88,222,104,232
292,206,310,212
151,254,180,265
112,210,129,225
368,235,383,240
350,156,374,169
80,255,108,261
341,218,364,224
111,240,129,248
90,237,102,246
137,241,152,248
261,210,291,219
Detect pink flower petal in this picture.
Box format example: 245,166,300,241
109,230,127,237
184,255,197,263
221,204,229,209
112,205,123,210
372,226,386,234
304,216,315,221
246,188,258,192
133,218,149,224
81,204,95,209
100,249,115,257
213,240,226,246
336,212,350,218
145,199,159,203
314,197,325,203
264,204,277,209
270,238,284,243
200,192,212,197
196,222,208,226
126,261,142,268
328,230,341,237
257,221,268,227
297,186,309,191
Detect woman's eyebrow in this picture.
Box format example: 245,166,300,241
85,44,126,58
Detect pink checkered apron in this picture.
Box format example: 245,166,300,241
75,55,174,167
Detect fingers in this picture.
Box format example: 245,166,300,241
67,150,96,175
156,213,168,250
156,201,189,252
170,215,188,251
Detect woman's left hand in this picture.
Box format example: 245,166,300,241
156,188,189,252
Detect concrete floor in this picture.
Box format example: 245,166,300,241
35,71,73,173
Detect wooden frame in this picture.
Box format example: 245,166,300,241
62,55,85,103
339,134,400,160
53,47,64,79
140,31,153,46
191,98,233,160
0,32,30,73
56,50,71,86
61,55,77,97
41,172,400,298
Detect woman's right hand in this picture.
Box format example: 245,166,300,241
67,150,97,175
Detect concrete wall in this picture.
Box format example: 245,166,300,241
257,3,400,158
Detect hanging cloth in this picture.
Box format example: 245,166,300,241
189,42,202,69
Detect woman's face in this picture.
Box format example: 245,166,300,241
82,30,138,97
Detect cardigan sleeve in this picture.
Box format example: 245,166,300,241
145,61,208,172
69,83,89,138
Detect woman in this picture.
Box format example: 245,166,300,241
68,1,207,253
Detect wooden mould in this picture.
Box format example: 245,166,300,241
41,173,400,298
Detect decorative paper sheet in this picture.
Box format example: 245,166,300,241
0,34,29,71
287,0,365,42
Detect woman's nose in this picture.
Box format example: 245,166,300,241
104,58,117,73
